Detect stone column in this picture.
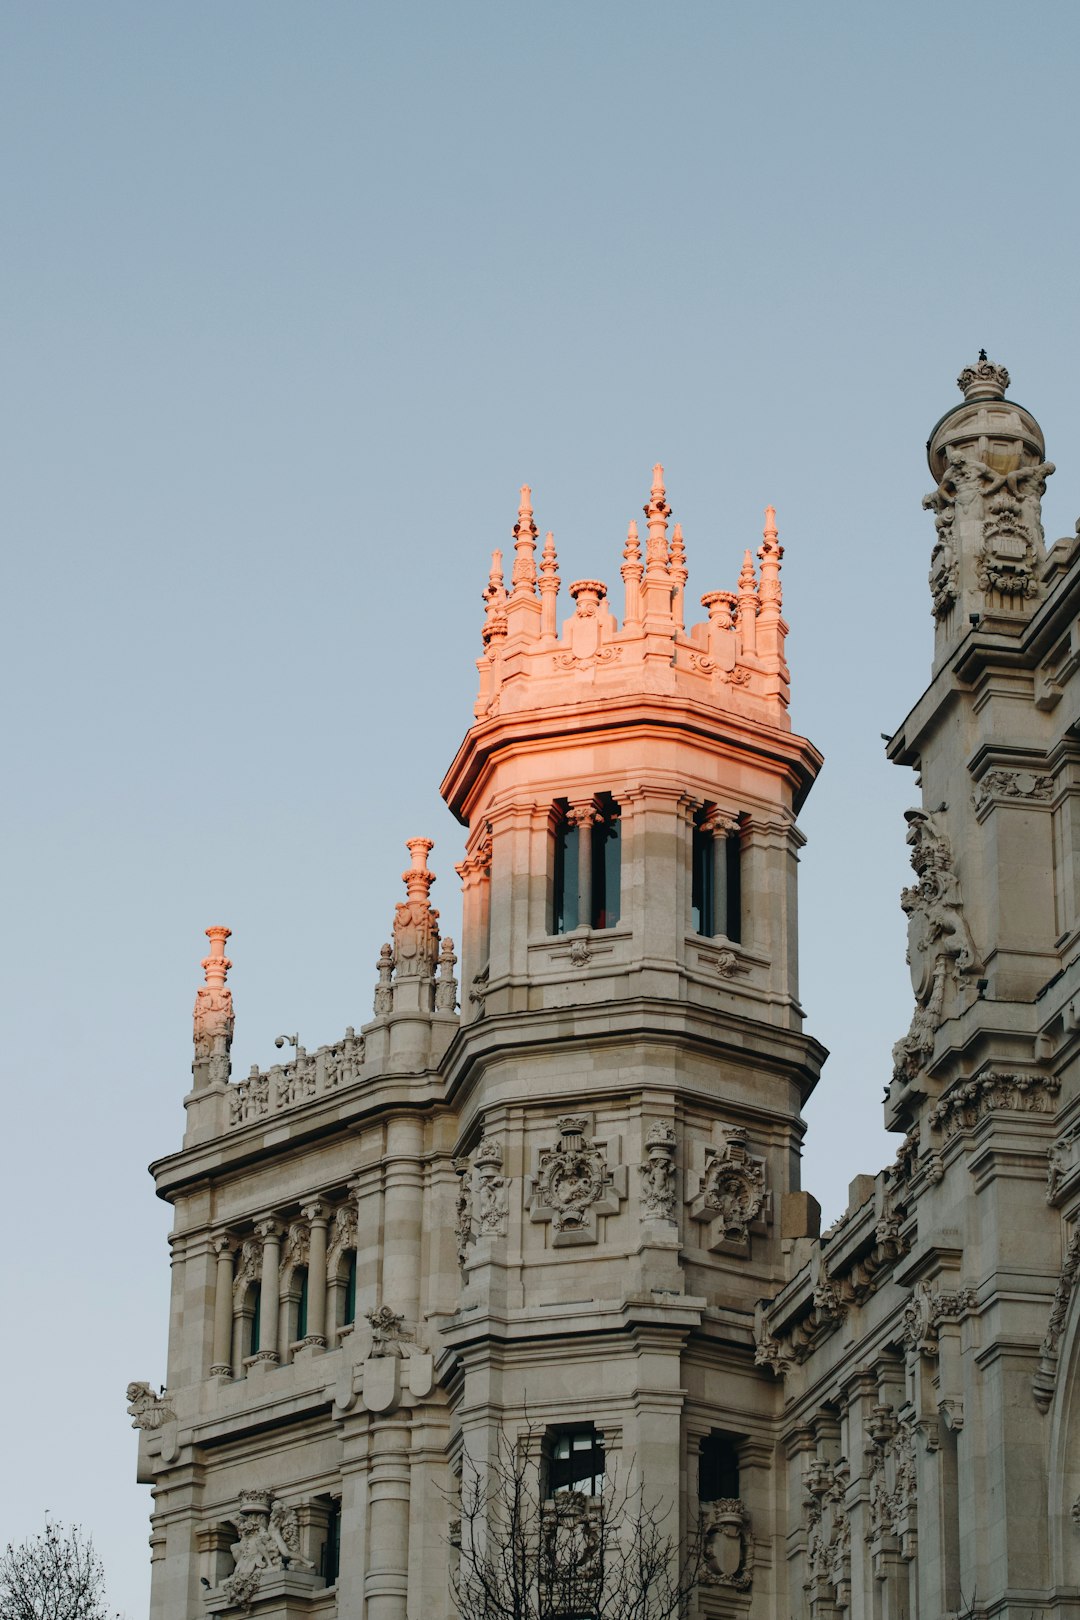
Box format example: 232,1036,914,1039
365,1415,412,1620
702,807,737,938
303,1201,329,1348
254,1218,282,1364
382,1118,424,1329
210,1235,235,1377
568,799,598,928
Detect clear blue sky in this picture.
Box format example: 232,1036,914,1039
3,4,1079,1613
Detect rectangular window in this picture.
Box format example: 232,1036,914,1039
321,1499,341,1585
249,1284,262,1355
725,830,741,942
699,1432,740,1502
296,1270,309,1340
545,1426,605,1498
553,807,580,934
692,814,715,936
343,1252,357,1326
592,795,620,928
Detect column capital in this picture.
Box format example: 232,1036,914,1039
301,1200,329,1226
212,1231,237,1258
254,1217,283,1243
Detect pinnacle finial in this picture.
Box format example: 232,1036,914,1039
481,549,508,646
201,926,232,988
651,463,665,499
643,464,672,579
511,485,539,596
957,353,1009,401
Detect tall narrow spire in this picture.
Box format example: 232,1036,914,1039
539,530,560,644
669,521,687,631
510,485,538,597
756,506,788,701
738,549,758,656
642,464,674,631
481,550,508,647
193,926,234,1090
621,520,643,630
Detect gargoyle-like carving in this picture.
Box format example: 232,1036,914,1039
223,1492,313,1612
639,1121,677,1222
1033,1228,1080,1412
126,1382,174,1430
529,1116,624,1245
366,1305,414,1358
701,1500,753,1589
689,1126,767,1249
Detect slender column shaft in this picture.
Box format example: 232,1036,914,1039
210,1238,234,1375
365,1417,411,1620
256,1220,282,1361
381,1119,425,1327
570,801,596,928
304,1203,329,1346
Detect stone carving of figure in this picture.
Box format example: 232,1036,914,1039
374,944,394,1016
474,1137,508,1235
639,1121,677,1222
366,1304,414,1358
453,1156,474,1269
223,1493,313,1612
126,1381,175,1429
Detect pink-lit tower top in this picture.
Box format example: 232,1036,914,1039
442,468,823,1056
469,468,791,724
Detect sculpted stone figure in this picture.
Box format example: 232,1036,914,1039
126,1382,174,1430
638,1120,677,1222
223,1492,313,1612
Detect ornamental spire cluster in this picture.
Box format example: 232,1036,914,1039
472,470,790,720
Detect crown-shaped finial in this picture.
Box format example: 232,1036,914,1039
957,352,1010,401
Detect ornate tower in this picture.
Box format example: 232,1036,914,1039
439,470,825,1609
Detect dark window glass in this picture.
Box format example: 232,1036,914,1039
592,795,620,929
321,1499,341,1585
344,1251,357,1326
553,806,579,934
545,1426,605,1498
249,1284,261,1355
725,831,741,942
296,1269,309,1340
699,1433,740,1503
692,812,714,936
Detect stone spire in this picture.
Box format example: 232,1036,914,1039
481,551,508,648
756,506,788,703
621,520,643,630
669,521,687,631
193,926,234,1090
737,549,758,656
392,839,441,1001
539,530,560,644
642,464,674,630
510,486,538,597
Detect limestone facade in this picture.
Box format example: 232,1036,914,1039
134,364,1080,1620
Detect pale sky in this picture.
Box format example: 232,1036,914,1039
3,4,1079,1614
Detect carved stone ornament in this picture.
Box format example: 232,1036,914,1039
455,1135,509,1269
540,1492,602,1584
957,353,1010,398
639,1120,677,1222
901,1279,977,1357
226,1027,366,1129
326,1203,357,1279
928,1070,1061,1139
223,1492,313,1612
453,1156,473,1269
688,1126,767,1251
972,768,1054,817
126,1381,175,1430
701,1499,754,1589
1033,1228,1080,1412
1047,1124,1080,1205
374,943,394,1015
922,483,959,619
366,1304,414,1358
529,1115,625,1246
893,809,979,1086
803,1459,851,1611
435,936,459,1011
865,1408,917,1548
232,1237,262,1307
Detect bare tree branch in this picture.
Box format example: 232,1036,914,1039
0,1521,116,1620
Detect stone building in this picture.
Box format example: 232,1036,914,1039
132,358,1080,1620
